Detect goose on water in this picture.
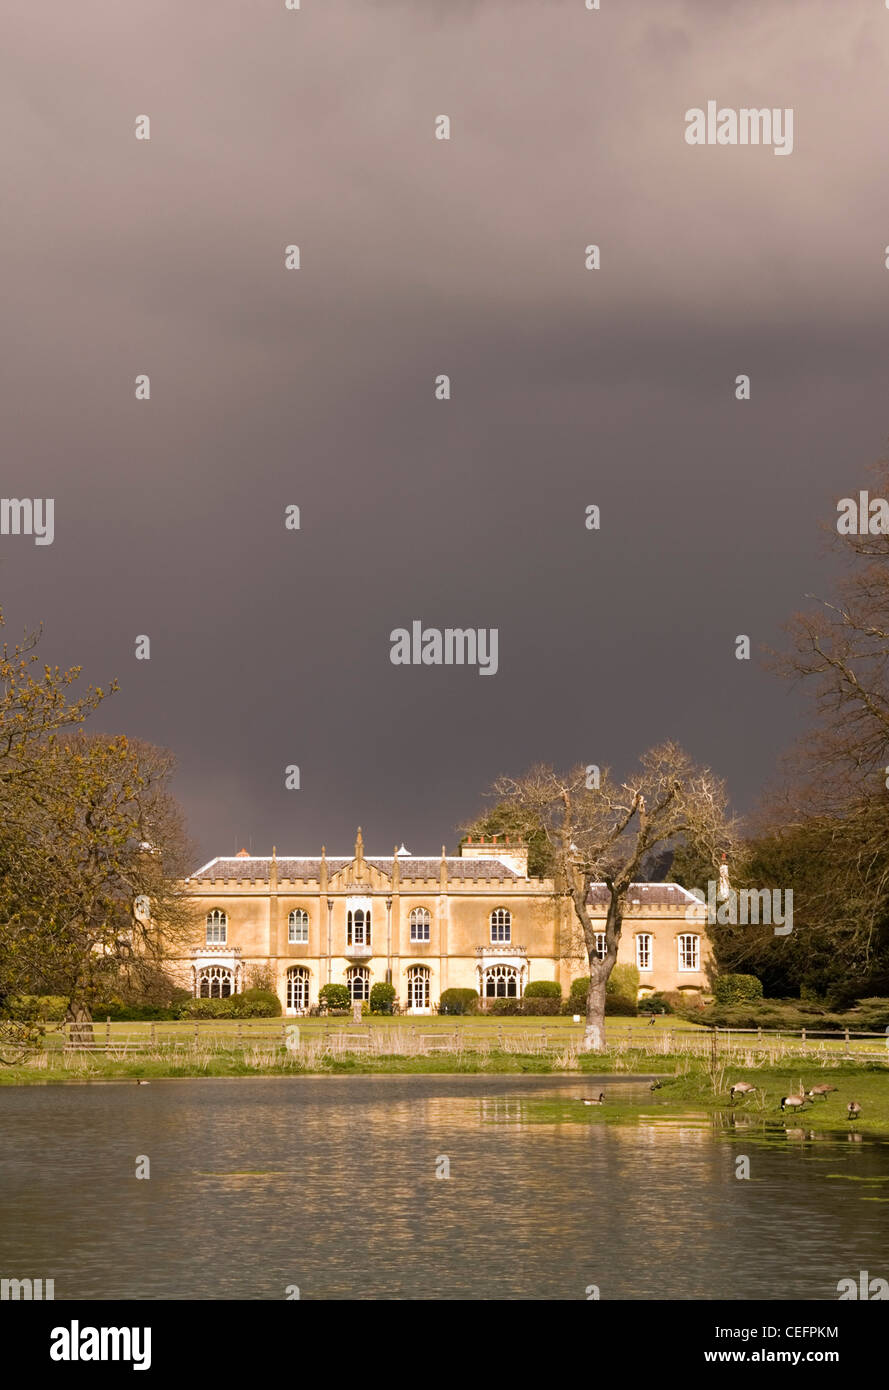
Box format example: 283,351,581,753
583,1093,605,1106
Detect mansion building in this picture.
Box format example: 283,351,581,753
174,830,713,1014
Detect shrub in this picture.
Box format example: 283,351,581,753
607,963,640,1003
369,982,396,1015
177,997,239,1019
637,992,673,1015
438,988,479,1016
236,989,282,1018
714,974,764,1005
524,981,561,1000
569,976,590,999
605,994,637,1016
319,984,351,1011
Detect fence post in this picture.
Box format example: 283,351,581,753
844,1027,850,1056
801,1028,806,1044
757,1026,762,1041
193,1021,199,1048
237,1020,243,1046
541,1026,547,1051
150,1022,156,1047
105,1016,111,1047
282,1022,287,1045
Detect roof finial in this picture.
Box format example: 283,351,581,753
355,827,364,864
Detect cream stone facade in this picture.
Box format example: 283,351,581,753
173,830,713,1013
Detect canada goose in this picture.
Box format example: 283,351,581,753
135,1080,150,1086
780,1095,808,1112
847,1101,861,1121
650,1080,662,1091
729,1082,756,1099
583,1093,605,1106
806,1084,838,1098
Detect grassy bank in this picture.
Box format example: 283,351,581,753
2,1032,887,1131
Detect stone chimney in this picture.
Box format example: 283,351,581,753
460,834,529,877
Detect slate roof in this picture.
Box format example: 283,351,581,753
587,883,700,907
188,855,522,882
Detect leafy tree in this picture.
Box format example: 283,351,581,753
0,733,195,1041
458,801,553,877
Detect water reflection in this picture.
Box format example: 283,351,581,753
0,1076,886,1300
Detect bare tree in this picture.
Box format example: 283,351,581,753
778,457,889,789
490,744,733,1051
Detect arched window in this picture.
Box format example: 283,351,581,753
410,908,431,943
678,934,700,971
490,908,511,943
406,965,430,1010
636,934,652,971
288,909,309,944
347,909,371,947
198,966,234,999
286,966,311,1011
346,967,370,1001
206,910,227,945
484,964,518,998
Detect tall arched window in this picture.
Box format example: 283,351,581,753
206,909,227,945
198,966,233,998
346,967,370,1001
636,934,652,971
288,909,309,944
490,908,511,943
286,966,310,1011
410,908,431,942
347,909,371,947
406,965,430,1010
484,964,518,998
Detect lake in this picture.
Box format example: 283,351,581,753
1,1076,886,1300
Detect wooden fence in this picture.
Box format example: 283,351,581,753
53,1019,889,1061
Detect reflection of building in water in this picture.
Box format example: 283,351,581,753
477,1097,525,1125
173,829,712,1015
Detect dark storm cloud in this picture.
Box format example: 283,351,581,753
2,0,888,860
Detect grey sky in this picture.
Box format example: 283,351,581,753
3,0,888,860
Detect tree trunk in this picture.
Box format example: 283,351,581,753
65,1003,94,1048
580,973,608,1052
